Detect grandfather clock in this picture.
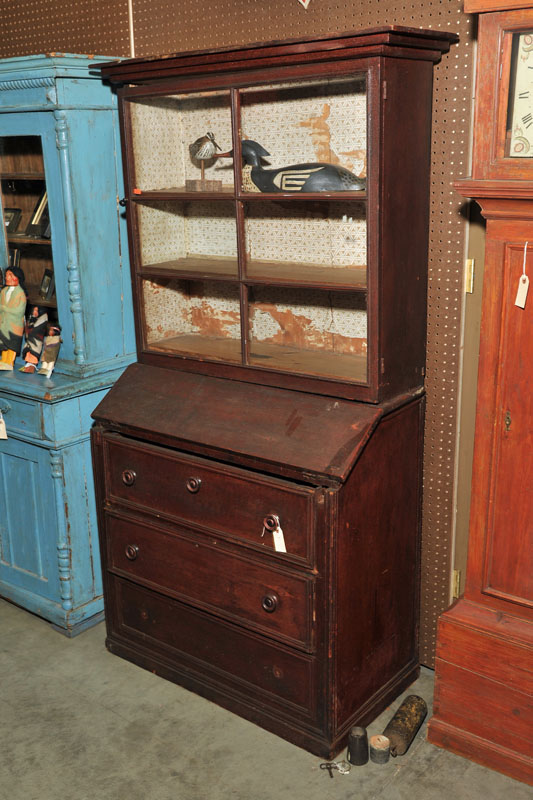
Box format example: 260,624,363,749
428,4,533,786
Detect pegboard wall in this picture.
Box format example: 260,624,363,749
0,0,476,667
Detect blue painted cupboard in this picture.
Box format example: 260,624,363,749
0,55,135,635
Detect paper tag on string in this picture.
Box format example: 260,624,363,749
272,524,287,553
515,241,530,308
0,412,7,440
515,274,529,308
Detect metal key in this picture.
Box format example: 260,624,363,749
320,762,335,778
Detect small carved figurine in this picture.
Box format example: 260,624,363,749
0,266,27,371
37,323,62,378
20,305,49,373
188,132,222,186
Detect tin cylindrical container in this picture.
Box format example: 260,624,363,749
347,726,368,765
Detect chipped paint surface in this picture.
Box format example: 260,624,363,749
251,290,367,355
143,279,240,342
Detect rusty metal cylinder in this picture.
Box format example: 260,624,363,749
369,734,390,764
382,695,428,757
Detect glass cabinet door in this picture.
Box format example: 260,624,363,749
122,73,369,387
0,136,57,372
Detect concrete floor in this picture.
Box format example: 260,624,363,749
1,597,530,800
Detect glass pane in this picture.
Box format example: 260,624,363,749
238,76,366,194
506,31,533,158
136,200,238,278
248,286,367,382
142,277,241,362
244,200,366,287
0,136,58,373
127,91,234,192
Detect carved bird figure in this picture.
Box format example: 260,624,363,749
189,131,222,161
219,139,366,193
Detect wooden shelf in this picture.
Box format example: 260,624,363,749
249,340,367,383
140,255,238,281
1,172,45,181
246,259,367,289
8,235,51,247
133,186,234,201
145,333,367,383
140,255,367,289
132,188,367,203
145,333,242,363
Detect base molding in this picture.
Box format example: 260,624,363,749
428,599,533,787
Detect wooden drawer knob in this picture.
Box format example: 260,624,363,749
121,469,136,486
125,544,139,561
261,592,279,613
263,514,279,532
186,477,202,493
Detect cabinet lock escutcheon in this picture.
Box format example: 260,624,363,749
261,592,279,613
121,469,137,486
505,410,512,431
186,477,202,493
125,544,139,561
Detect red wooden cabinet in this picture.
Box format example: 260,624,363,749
428,8,533,786
91,27,455,757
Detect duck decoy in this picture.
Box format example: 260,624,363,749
219,139,365,193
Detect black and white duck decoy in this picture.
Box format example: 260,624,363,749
219,139,365,193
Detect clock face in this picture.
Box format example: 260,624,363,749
508,31,533,158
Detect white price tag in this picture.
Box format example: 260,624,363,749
515,241,530,308
272,525,287,553
0,411,7,440
515,274,529,308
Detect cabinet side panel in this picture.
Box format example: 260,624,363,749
334,399,423,729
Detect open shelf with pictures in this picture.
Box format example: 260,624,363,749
1,135,56,318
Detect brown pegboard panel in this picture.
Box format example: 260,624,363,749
129,0,474,667
0,0,131,59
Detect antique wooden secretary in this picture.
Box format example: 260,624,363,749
92,27,456,757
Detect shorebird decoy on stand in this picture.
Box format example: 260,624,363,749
218,139,366,193
187,131,223,191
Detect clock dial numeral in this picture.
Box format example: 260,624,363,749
522,113,533,128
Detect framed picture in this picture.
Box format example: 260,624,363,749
26,191,50,238
39,268,55,301
8,248,20,269
3,207,22,234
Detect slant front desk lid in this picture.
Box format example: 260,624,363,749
91,363,397,484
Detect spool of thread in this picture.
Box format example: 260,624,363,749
369,734,390,764
347,726,368,765
382,695,428,757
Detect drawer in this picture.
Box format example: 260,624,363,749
0,395,42,439
103,434,317,564
112,575,318,718
107,512,315,651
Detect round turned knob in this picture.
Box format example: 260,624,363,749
263,514,279,532
261,592,279,613
125,544,139,561
121,469,136,486
186,477,202,493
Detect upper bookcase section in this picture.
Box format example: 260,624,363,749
98,27,457,403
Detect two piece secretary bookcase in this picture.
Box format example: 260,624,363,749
92,27,456,757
